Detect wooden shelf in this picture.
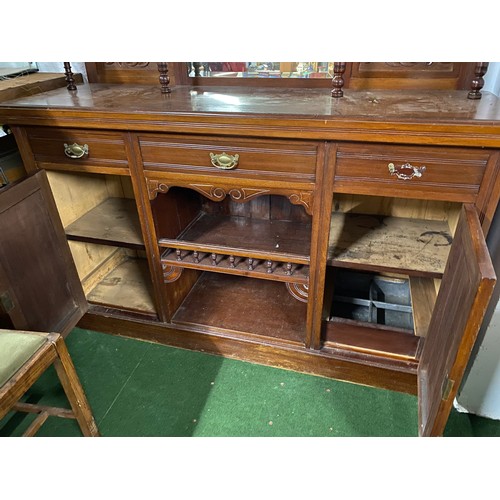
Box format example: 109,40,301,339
65,198,144,249
162,249,309,284
327,212,453,277
159,213,311,264
86,257,156,314
0,72,83,103
172,272,307,345
323,319,421,362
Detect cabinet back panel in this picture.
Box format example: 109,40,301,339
46,171,135,227
332,193,461,221
202,194,310,222
151,187,202,239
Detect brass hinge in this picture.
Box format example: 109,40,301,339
0,291,14,313
442,376,455,401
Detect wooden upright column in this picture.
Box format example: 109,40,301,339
468,62,489,99
331,62,346,98
63,62,77,91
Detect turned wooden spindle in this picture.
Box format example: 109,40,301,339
248,258,254,271
176,249,182,261
211,253,218,266
285,262,293,276
229,255,236,268
193,63,202,77
331,62,346,98
468,62,489,100
157,62,171,94
266,260,273,273
193,251,199,263
63,62,77,91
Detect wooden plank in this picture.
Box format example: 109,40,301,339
324,319,420,361
13,402,75,419
81,247,128,295
0,171,87,336
86,257,156,313
46,170,116,227
162,250,309,284
160,212,311,262
418,204,496,436
0,73,82,103
172,273,307,344
328,212,453,277
65,198,144,248
409,277,437,337
79,311,418,395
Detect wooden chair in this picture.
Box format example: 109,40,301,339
0,329,99,437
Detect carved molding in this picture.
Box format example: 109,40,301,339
147,179,170,200
162,264,183,283
188,184,271,203
288,192,313,215
146,179,313,214
286,282,309,303
105,62,151,69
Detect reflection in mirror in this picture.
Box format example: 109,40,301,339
188,62,334,79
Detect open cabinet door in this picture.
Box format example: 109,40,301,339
418,204,496,436
0,171,87,336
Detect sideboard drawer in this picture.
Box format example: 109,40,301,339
25,127,129,174
334,143,491,201
138,134,318,182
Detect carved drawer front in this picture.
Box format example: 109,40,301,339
138,134,318,182
25,127,129,174
334,143,491,202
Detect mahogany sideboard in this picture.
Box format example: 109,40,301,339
1,83,500,436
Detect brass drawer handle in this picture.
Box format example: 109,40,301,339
388,162,426,180
210,152,239,170
64,142,89,159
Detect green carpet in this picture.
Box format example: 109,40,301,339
1,327,499,437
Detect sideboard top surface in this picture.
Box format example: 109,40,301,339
2,84,500,146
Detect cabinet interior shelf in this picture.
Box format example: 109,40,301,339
323,319,421,365
158,213,311,264
172,272,307,345
162,249,309,284
65,197,144,249
85,255,156,315
327,212,453,278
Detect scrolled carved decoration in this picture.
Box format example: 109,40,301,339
288,192,313,215
147,181,313,215
384,62,435,68
188,184,270,203
147,180,170,200
229,187,270,201
285,283,309,303
162,263,183,283
105,62,151,68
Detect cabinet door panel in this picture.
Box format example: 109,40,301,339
418,204,496,436
0,171,87,336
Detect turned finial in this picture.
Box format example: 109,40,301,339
157,62,171,94
63,62,77,91
468,62,489,100
193,63,202,77
331,62,346,98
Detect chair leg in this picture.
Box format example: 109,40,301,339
23,411,49,437
52,336,100,437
